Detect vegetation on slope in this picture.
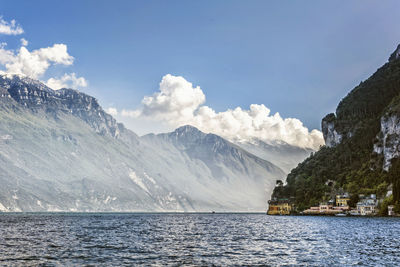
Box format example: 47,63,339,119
272,46,400,212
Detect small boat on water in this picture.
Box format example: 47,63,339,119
335,213,347,217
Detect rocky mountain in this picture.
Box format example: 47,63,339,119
0,74,286,212
234,139,314,174
0,74,122,138
141,126,285,211
271,44,400,213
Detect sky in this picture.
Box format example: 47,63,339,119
1,0,400,149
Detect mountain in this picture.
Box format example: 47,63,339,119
271,44,400,213
0,74,285,212
141,126,285,211
234,139,314,174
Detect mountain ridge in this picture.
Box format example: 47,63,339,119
0,74,289,212
0,74,123,138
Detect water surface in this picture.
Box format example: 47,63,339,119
0,213,399,266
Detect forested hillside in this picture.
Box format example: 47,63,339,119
272,45,400,213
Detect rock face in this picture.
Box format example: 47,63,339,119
321,114,343,148
373,115,400,170
372,93,400,171
0,74,122,138
0,74,286,212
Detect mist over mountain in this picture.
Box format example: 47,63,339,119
234,139,314,174
0,74,294,212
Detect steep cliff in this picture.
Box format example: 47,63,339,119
272,44,400,211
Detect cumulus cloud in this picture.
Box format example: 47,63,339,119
0,43,74,79
0,17,23,35
46,72,87,90
0,38,87,90
133,74,206,125
122,74,324,149
191,104,324,149
0,20,79,84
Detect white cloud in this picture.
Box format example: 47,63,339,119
191,104,324,149
46,72,87,90
0,17,23,35
0,44,74,79
0,40,87,90
106,107,118,116
122,74,324,149
0,43,13,63
133,74,206,125
0,19,83,85
20,38,28,46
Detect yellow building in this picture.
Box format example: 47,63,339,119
336,194,350,207
267,199,293,215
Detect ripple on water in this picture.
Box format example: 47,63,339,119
0,214,400,266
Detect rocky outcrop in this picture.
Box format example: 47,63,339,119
0,87,11,99
0,74,122,138
389,44,400,62
321,113,342,147
374,115,400,170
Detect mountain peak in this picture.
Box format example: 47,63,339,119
165,125,207,143
0,73,53,94
174,125,202,134
0,73,122,138
389,44,400,62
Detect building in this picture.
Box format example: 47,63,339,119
303,202,343,215
303,206,320,215
267,198,293,215
356,194,377,216
336,193,350,207
319,203,333,213
357,202,376,215
388,205,395,216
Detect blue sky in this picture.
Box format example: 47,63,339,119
1,0,400,145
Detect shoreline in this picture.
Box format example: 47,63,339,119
267,214,400,218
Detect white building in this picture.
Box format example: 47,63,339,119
356,194,377,216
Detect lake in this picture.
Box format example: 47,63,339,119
0,213,399,266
